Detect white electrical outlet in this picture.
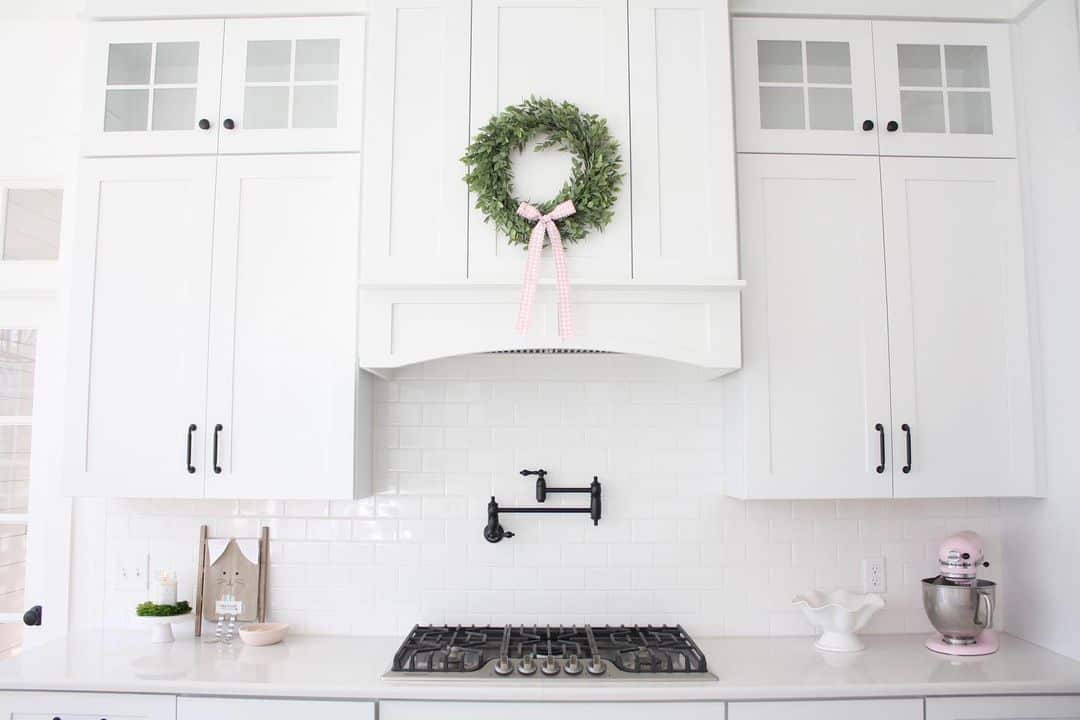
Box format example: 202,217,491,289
115,551,149,592
863,557,886,593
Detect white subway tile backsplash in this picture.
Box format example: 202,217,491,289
81,356,1008,637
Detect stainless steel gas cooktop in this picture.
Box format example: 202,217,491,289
383,624,717,681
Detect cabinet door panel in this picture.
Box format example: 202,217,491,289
179,697,373,720
361,0,470,282
468,0,631,282
732,154,892,499
630,0,737,282
205,155,361,499
882,158,1035,497
927,696,1080,720
873,21,1016,157
382,702,722,720
219,16,365,154
82,19,224,156
730,699,922,720
65,157,216,498
0,692,175,720
732,18,878,155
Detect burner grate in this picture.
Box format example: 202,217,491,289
390,624,709,675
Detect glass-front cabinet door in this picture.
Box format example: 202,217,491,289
733,18,879,155
82,19,224,156
873,22,1016,158
218,17,366,154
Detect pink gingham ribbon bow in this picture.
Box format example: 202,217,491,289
515,200,576,338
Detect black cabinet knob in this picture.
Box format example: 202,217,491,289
862,119,875,131
223,118,236,130
198,118,211,130
886,120,899,132
23,605,41,626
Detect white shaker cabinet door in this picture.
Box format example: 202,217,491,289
882,158,1036,497
179,697,373,720
729,154,893,499
873,21,1016,158
65,157,216,498
730,699,922,720
82,19,224,156
383,702,723,720
218,16,365,154
927,696,1080,720
467,0,632,282
0,692,176,720
732,18,879,155
629,0,738,282
361,0,471,283
203,154,363,500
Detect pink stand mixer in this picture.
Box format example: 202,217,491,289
922,531,998,656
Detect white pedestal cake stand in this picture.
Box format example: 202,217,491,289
134,611,193,644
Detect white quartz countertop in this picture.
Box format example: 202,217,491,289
1,631,1079,702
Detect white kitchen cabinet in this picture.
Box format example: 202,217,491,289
629,0,738,282
926,696,1080,720
218,16,365,154
729,699,922,720
467,0,632,282
732,18,1016,158
66,155,368,500
65,156,217,498
727,154,894,499
178,697,373,720
204,154,364,499
360,0,470,283
382,701,723,720
733,18,879,155
883,157,1035,497
82,16,364,156
82,19,224,156
873,22,1016,158
727,155,1035,499
0,692,175,720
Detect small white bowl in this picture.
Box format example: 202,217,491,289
239,622,289,647
792,589,884,652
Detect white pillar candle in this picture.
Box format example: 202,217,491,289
151,571,177,606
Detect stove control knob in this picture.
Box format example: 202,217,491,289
541,656,561,676
564,655,583,676
493,656,514,676
518,654,537,676
586,658,606,676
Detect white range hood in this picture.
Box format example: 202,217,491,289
357,281,744,378
356,0,741,378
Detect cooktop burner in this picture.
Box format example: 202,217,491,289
384,625,715,681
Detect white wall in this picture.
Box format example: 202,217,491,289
69,355,1007,637
1003,0,1080,661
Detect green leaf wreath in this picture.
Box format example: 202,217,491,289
462,96,623,247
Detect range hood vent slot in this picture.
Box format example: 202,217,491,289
486,348,614,355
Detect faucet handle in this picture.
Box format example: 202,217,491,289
520,468,546,478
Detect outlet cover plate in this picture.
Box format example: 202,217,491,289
863,556,886,593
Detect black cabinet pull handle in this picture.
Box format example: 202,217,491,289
23,605,41,626
874,423,886,474
198,118,211,130
862,119,875,131
213,423,223,474
886,120,899,132
901,423,912,474
186,424,197,474
223,118,236,130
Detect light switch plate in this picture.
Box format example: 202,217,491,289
114,550,149,592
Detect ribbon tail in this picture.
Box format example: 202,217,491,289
516,222,546,335
549,227,574,340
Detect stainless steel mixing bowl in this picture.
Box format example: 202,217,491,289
922,577,996,645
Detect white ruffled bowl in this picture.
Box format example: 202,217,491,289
792,589,884,652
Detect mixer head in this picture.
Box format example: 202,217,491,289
938,530,989,581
